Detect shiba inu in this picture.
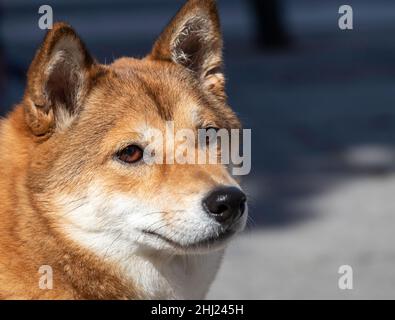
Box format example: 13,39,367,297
0,0,247,299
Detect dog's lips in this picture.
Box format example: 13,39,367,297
140,208,247,252
141,228,236,251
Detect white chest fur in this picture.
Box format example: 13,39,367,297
123,250,224,299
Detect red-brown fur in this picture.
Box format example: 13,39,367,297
0,0,241,299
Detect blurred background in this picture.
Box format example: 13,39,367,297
1,0,395,299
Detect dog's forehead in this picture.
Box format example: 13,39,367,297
91,58,205,124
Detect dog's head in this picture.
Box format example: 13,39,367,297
22,0,247,255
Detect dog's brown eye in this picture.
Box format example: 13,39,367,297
117,145,144,164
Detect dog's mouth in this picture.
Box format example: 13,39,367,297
141,229,236,251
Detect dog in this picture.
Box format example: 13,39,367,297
0,0,247,299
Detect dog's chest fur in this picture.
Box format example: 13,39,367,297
119,251,224,299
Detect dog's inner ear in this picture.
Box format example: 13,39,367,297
149,0,225,100
25,23,95,136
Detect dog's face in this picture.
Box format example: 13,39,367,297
23,0,247,256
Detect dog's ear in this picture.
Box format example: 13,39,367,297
149,0,225,100
24,22,95,136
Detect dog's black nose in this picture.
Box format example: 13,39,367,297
203,187,247,224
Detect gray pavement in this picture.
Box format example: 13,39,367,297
209,173,395,299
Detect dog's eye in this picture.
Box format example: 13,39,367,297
117,145,144,164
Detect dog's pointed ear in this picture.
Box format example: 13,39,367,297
148,0,225,100
24,22,95,136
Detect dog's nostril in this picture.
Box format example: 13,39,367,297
240,201,246,215
215,204,229,214
203,187,247,224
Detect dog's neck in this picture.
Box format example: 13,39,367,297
0,107,222,299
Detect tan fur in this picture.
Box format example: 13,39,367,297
0,0,242,299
